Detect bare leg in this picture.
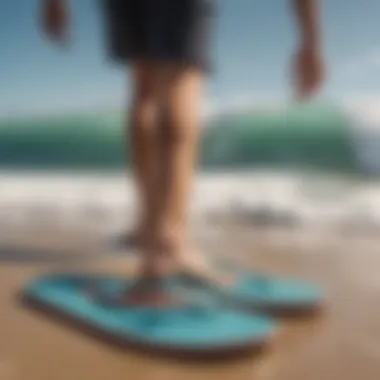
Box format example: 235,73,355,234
127,61,161,246
152,64,205,270
95,63,210,305
124,63,207,282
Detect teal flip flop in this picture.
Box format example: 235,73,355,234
112,233,323,315
21,273,277,357
179,257,323,316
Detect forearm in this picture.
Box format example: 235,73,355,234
292,0,321,48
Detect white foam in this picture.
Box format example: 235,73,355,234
1,171,380,231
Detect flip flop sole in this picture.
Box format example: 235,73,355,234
232,277,323,317
20,273,278,358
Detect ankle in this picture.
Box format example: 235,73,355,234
155,220,188,252
140,248,178,277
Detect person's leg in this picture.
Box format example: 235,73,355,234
127,61,162,247
106,0,214,281
118,0,215,249
120,99,170,247
128,0,214,274
101,1,157,246
142,64,205,275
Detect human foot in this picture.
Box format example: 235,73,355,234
147,232,322,315
89,243,221,308
176,254,323,316
114,222,151,249
87,274,183,308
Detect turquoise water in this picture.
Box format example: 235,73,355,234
202,105,358,172
0,104,372,174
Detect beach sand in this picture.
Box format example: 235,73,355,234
1,223,380,380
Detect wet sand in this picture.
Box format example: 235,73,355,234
1,223,380,380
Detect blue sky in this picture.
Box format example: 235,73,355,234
1,0,380,119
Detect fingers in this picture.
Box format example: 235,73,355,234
292,48,325,103
40,1,69,46
296,76,321,102
43,16,68,45
295,69,324,103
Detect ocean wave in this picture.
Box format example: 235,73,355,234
0,104,378,175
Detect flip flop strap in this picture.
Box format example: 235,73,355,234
89,275,220,311
208,253,272,290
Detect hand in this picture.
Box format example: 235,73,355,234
292,44,325,101
40,0,69,44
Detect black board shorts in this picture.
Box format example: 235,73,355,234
101,0,215,71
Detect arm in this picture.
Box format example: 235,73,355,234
292,0,321,48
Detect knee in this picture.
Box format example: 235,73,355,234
133,83,156,113
130,72,158,135
163,93,200,144
159,68,203,144
161,108,198,146
131,64,159,108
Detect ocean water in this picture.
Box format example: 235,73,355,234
1,170,380,233
0,103,378,175
1,104,380,231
